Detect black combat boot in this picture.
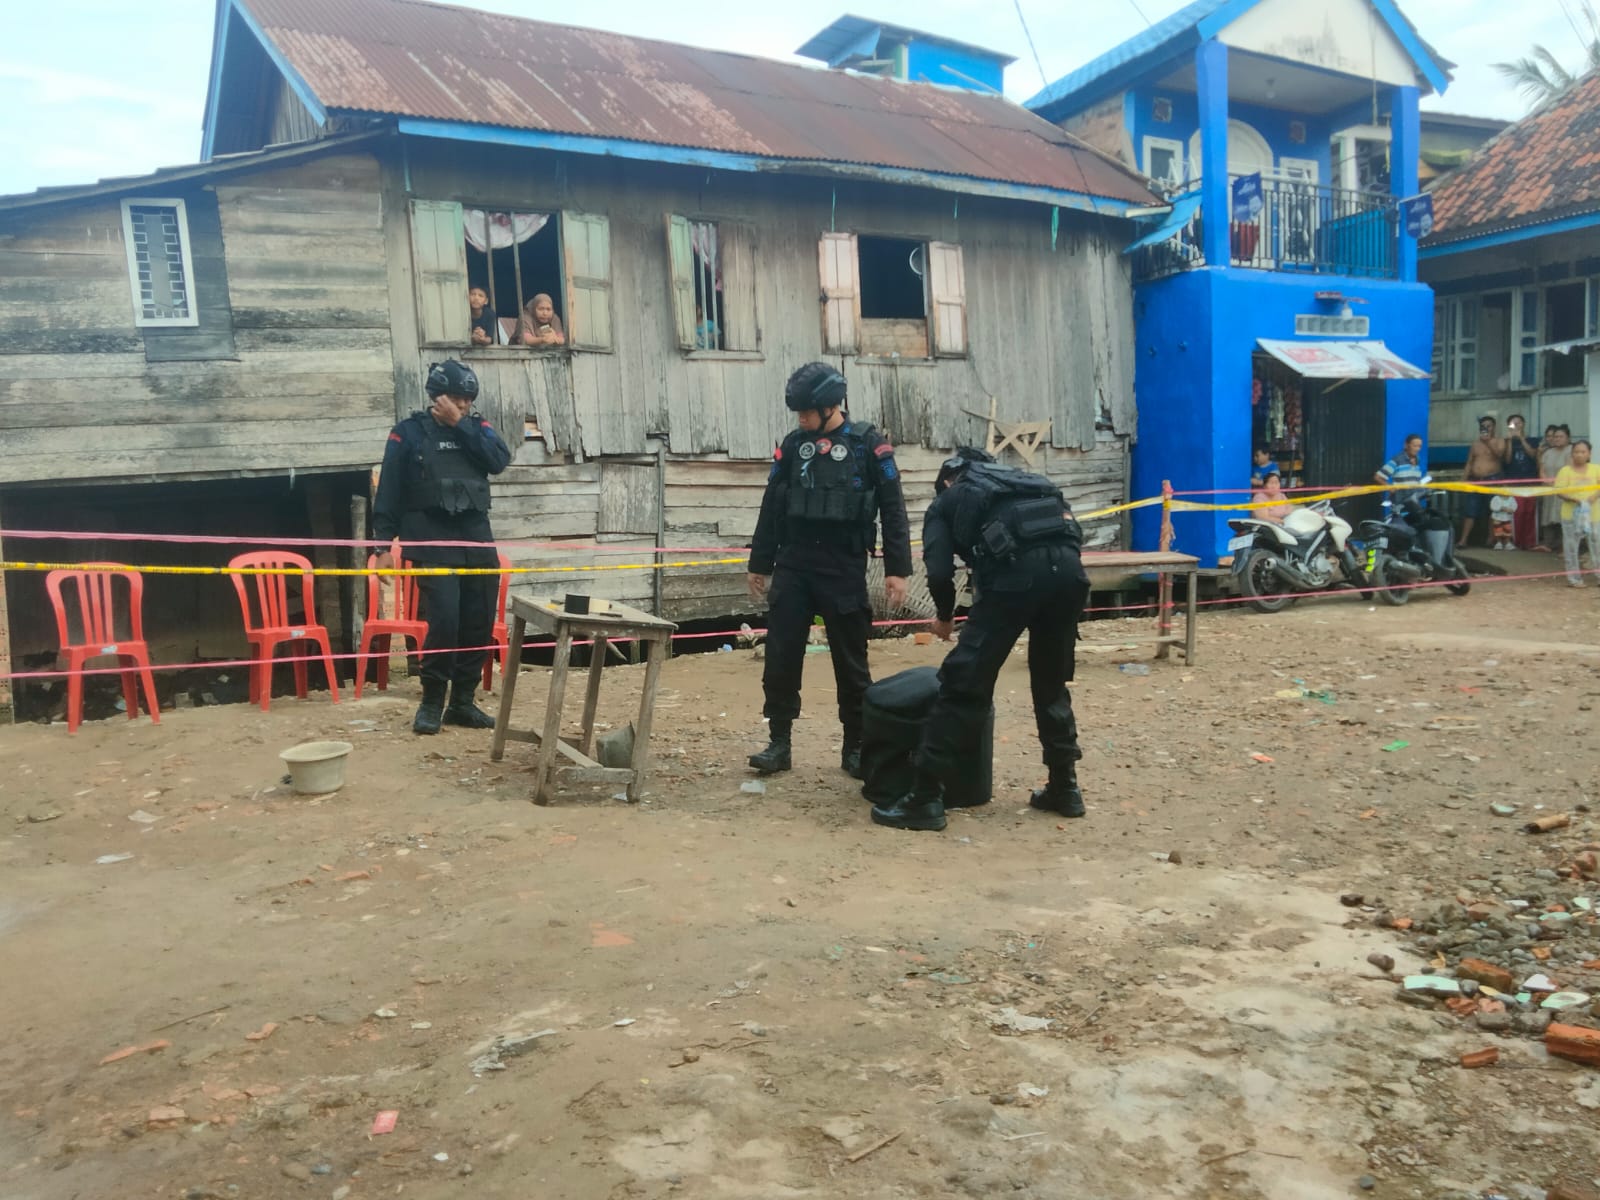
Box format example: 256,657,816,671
443,682,497,729
840,735,864,781
413,679,447,735
1029,763,1086,818
748,721,792,775
871,785,947,832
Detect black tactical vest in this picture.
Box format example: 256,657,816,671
405,414,492,516
949,463,1080,564
784,424,879,531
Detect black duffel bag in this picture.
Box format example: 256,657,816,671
859,666,993,808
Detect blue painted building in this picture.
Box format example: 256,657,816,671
796,17,1016,95
1027,0,1453,563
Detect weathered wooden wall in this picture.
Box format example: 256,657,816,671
398,141,1137,461
0,151,395,484
394,141,1137,621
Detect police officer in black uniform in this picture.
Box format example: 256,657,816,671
871,448,1090,831
373,360,512,735
746,363,913,778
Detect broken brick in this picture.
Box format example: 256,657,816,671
336,870,371,882
244,1023,279,1042
98,1039,171,1066
1456,958,1515,993
1459,1047,1499,1069
147,1105,187,1129
1545,1023,1600,1067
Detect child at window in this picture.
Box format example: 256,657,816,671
468,286,500,346
1553,438,1600,587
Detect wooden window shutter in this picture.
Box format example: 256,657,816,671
817,232,860,354
928,241,967,357
720,223,758,352
562,212,613,350
409,200,470,346
666,214,695,349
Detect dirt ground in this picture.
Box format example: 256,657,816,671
3,577,1600,1200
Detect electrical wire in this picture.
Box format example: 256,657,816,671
1011,0,1050,90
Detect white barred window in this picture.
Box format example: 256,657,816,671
120,198,198,327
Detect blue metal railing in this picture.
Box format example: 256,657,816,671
1133,179,1398,283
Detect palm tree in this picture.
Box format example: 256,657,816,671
1493,1,1600,105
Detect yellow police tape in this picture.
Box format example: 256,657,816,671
4,483,1595,578
1169,479,1600,513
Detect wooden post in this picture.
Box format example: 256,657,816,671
0,496,12,717
304,475,345,655
578,635,607,756
627,631,668,802
1156,481,1175,659
531,626,574,805
490,611,525,763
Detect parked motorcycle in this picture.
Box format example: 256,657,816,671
1358,481,1471,605
1228,498,1370,613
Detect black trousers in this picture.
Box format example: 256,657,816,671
761,560,872,739
915,566,1089,787
415,572,496,690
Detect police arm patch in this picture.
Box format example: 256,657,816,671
874,442,895,458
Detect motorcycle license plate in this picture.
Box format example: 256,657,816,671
1227,534,1254,553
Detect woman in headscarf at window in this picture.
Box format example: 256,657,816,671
515,294,566,347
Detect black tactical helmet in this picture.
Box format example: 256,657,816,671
784,362,847,412
935,445,996,494
425,359,480,400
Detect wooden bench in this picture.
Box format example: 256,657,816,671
490,596,677,804
1079,550,1200,663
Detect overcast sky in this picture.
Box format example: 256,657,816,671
0,0,1583,195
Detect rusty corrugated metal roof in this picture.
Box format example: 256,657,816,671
236,0,1155,205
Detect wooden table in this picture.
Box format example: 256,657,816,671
490,596,678,804
1080,550,1200,663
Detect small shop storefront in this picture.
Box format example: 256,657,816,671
1251,340,1430,507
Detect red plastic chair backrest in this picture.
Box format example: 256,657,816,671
45,565,145,650
365,555,421,624
228,551,316,634
495,554,513,622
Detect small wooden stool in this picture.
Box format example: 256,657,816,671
490,596,678,804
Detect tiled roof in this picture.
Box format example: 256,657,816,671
1426,71,1600,244
230,0,1155,206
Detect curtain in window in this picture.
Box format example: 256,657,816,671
463,210,549,252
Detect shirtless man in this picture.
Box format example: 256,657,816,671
1461,415,1504,547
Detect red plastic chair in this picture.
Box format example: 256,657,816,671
483,554,514,691
355,554,429,698
44,565,161,734
227,551,341,711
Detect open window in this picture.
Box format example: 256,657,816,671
407,201,612,351
1142,136,1186,191
464,209,563,346
666,216,758,353
1543,281,1588,389
817,232,965,359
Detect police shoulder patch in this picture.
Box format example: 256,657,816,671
387,431,404,444
874,442,895,458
